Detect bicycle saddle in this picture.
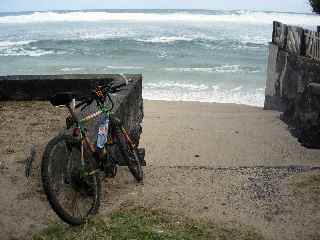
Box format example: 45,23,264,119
49,92,75,106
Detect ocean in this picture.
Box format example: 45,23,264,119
0,9,319,106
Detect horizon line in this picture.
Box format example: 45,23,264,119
0,8,312,15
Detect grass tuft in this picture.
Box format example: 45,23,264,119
33,207,265,240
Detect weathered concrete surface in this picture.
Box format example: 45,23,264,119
0,74,144,145
265,43,320,108
272,21,311,57
265,44,283,111
265,43,320,146
0,74,140,101
286,25,305,56
272,21,288,50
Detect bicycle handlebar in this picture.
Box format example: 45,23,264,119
75,79,128,112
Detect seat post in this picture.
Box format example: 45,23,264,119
71,98,75,111
67,102,80,124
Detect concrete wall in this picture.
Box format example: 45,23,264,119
265,43,320,108
0,74,140,100
265,23,320,146
0,74,144,147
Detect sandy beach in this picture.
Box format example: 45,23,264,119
141,101,320,167
0,100,319,240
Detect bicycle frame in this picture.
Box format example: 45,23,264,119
66,102,104,164
66,96,135,170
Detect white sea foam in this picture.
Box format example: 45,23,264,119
106,65,144,70
230,86,243,92
0,48,54,56
137,36,194,43
165,67,215,73
164,65,260,74
60,67,85,72
0,11,318,27
0,40,36,47
145,82,209,91
0,40,56,56
58,30,269,45
215,65,241,73
143,82,264,107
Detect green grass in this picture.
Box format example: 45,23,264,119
33,207,265,240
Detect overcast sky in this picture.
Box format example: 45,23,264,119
0,0,312,13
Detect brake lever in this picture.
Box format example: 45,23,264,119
112,86,127,93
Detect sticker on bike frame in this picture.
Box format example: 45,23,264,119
98,126,107,135
80,110,102,123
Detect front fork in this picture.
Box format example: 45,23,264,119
120,126,135,149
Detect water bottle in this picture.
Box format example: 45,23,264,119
96,115,109,149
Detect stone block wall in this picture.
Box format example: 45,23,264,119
265,22,320,147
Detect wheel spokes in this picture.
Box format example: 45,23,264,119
47,139,97,220
71,191,83,219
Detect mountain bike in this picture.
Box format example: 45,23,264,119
41,80,145,225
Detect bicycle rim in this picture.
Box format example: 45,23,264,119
41,135,101,225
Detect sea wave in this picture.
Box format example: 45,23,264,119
164,65,261,74
135,34,269,45
0,38,268,57
0,11,318,27
0,34,269,51
143,82,264,107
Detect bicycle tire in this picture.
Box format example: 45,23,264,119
116,129,143,182
41,135,101,225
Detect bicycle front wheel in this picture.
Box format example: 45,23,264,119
41,135,101,225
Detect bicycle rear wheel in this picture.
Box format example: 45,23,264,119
41,135,101,225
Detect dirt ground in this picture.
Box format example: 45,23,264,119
0,101,319,240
